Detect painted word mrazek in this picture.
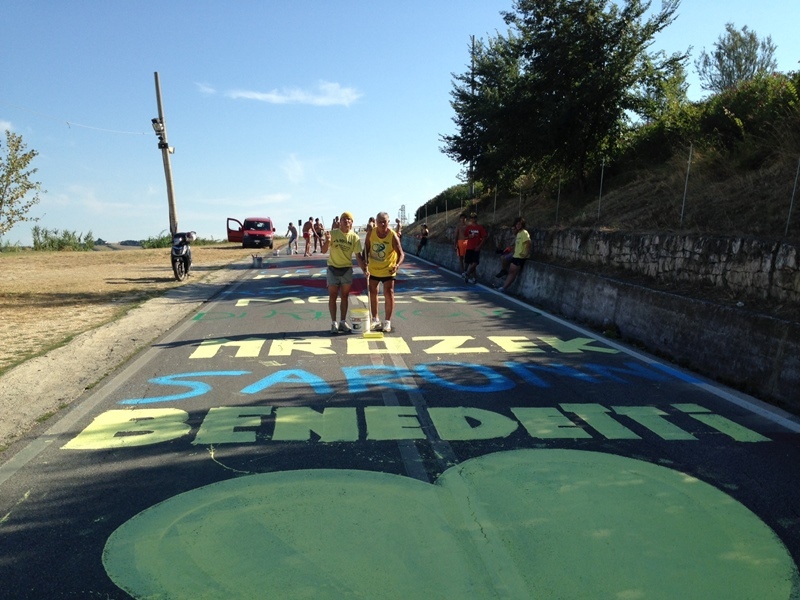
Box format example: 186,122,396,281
64,404,768,450
188,335,619,358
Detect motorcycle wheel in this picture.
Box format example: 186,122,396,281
172,256,188,281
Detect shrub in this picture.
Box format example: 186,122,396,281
140,231,172,249
701,72,799,147
31,226,94,251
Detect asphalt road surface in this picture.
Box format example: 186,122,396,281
1,251,799,599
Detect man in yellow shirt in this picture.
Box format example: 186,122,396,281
365,211,405,333
495,216,531,294
321,211,369,334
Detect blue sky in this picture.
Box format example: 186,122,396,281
2,1,798,245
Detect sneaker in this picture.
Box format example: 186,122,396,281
330,322,339,334
371,318,383,331
469,276,477,284
338,321,352,334
382,320,392,333
461,272,467,278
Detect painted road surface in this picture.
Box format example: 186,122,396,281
1,251,799,599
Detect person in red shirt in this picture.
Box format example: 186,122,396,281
462,212,487,284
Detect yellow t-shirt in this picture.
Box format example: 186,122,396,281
327,228,362,268
514,228,531,259
367,229,400,277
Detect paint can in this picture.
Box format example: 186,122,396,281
252,255,263,268
350,308,369,331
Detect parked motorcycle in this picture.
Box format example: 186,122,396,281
171,231,196,281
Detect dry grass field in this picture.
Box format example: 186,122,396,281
0,243,257,374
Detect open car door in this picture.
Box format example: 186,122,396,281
227,218,244,243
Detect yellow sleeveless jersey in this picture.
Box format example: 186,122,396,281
367,229,399,277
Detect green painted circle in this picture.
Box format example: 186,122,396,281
104,450,797,599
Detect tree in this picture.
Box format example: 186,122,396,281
502,0,684,186
442,0,686,190
441,33,528,188
637,52,690,122
695,23,778,94
0,130,43,237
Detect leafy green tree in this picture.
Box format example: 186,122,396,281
638,53,690,122
502,0,684,185
695,23,778,94
0,130,44,237
442,0,686,191
441,34,526,188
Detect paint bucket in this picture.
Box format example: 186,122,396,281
252,255,263,268
350,308,369,331
286,245,292,255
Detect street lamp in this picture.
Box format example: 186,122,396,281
151,118,174,153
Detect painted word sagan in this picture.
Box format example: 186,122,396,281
114,360,691,405
63,403,769,450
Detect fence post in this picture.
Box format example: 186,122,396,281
786,157,800,237
556,176,562,224
597,159,605,221
681,143,693,228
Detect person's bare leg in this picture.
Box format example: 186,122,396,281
328,286,339,321
369,279,380,320
502,263,520,291
339,284,352,321
384,280,396,320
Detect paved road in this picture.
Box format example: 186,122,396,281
1,252,799,599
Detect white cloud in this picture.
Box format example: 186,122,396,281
226,81,362,107
281,153,305,184
195,82,216,95
0,120,12,131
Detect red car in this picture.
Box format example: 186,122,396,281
227,217,275,249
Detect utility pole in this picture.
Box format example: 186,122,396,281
151,72,178,236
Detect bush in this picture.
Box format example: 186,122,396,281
140,231,172,249
0,239,23,252
701,72,799,147
31,226,94,251
140,231,220,248
621,102,703,166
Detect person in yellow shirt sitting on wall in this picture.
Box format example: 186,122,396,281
495,216,531,294
321,211,368,334
365,211,404,333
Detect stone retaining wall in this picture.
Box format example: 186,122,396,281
403,235,800,414
527,230,800,305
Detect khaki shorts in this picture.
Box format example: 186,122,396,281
327,265,353,287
